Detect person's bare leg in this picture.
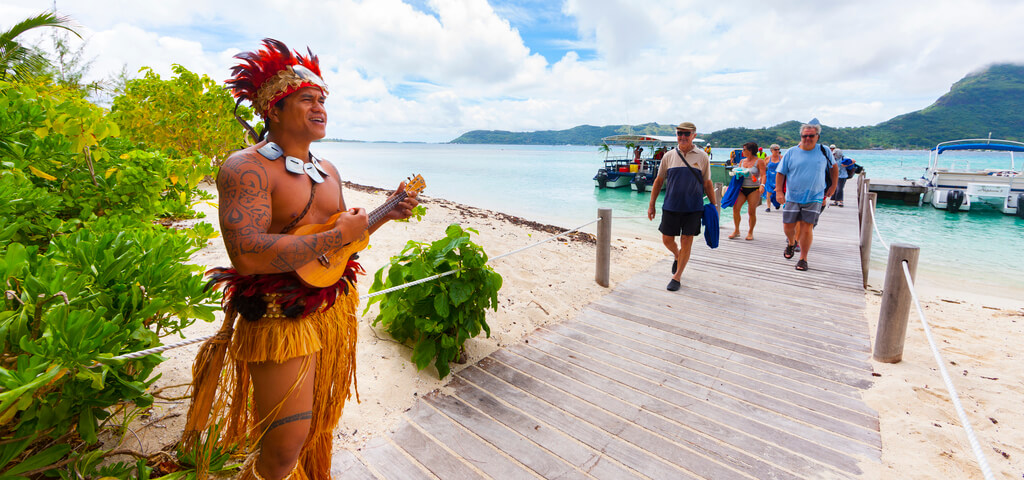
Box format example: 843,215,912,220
661,234,679,257
249,354,317,479
798,220,814,261
746,195,759,240
729,193,745,239
673,235,695,281
783,221,797,246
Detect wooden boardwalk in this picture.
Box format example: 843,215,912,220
334,188,880,479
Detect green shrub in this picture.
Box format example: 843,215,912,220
366,224,502,379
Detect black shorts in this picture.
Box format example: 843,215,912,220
740,186,759,196
659,209,703,237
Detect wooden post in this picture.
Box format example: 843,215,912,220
596,208,611,287
874,243,920,363
859,192,876,288
858,177,870,225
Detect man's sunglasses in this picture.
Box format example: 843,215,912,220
801,134,818,139
676,131,693,137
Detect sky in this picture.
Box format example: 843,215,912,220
3,0,1024,143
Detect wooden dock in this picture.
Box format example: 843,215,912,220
334,190,880,479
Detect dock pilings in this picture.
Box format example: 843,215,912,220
596,208,611,287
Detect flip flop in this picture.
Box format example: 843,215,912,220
795,259,808,271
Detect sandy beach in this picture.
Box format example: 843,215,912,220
128,184,1022,479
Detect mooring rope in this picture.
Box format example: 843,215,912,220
900,260,995,480
105,217,602,362
866,197,994,480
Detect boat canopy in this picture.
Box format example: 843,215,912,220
934,143,1024,154
602,134,705,146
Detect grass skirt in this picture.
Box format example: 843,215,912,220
183,284,359,479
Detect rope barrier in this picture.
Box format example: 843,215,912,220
867,197,994,479
106,218,601,360
900,260,995,480
866,198,890,251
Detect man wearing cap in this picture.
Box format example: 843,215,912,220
775,124,837,271
183,39,418,479
647,122,717,291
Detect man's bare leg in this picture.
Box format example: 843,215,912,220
672,235,695,282
798,220,814,261
249,354,317,479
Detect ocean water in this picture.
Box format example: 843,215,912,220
318,142,1024,295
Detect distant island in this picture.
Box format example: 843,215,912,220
449,63,1024,149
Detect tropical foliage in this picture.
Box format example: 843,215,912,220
0,23,227,474
366,224,502,379
0,12,78,83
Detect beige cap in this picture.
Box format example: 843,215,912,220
676,121,696,132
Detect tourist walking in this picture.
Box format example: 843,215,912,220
764,144,782,212
648,121,717,291
775,124,838,271
727,142,766,240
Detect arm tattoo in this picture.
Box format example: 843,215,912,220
266,410,312,434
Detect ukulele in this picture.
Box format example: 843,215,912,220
291,175,425,288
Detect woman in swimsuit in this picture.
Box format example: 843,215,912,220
728,142,767,240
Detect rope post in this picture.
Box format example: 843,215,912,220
859,192,876,288
858,177,870,225
873,242,920,363
596,208,611,287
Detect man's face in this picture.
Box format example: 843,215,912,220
676,129,694,150
271,86,328,142
799,128,818,150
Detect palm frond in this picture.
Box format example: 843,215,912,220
0,12,79,45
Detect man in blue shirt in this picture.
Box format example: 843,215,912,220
648,121,717,291
775,124,838,271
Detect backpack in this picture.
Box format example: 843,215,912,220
819,144,832,190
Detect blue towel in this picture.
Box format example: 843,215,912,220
702,203,719,249
720,175,743,208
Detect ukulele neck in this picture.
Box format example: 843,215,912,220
367,191,407,227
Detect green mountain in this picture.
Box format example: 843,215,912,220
449,63,1024,149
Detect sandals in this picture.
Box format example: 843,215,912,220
784,243,795,259
795,259,808,271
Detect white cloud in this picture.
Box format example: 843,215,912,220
3,0,1024,142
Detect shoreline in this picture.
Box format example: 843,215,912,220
130,182,1021,478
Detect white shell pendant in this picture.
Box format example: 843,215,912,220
303,162,325,183
284,156,305,175
311,156,329,176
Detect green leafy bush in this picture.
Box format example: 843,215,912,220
366,224,502,379
0,76,222,476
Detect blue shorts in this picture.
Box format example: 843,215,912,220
782,201,822,225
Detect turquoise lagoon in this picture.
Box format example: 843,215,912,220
318,143,1024,297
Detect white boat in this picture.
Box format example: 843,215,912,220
594,134,705,192
920,139,1024,216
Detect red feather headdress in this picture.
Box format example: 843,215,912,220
226,38,328,117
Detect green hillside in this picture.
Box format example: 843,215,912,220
449,63,1024,149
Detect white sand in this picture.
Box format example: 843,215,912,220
129,184,1022,480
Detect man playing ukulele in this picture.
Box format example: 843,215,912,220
183,38,418,480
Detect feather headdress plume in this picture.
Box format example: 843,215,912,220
226,38,328,117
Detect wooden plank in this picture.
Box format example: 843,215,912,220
493,348,812,480
592,294,873,371
459,363,693,480
475,357,753,479
390,421,486,480
403,400,538,480
357,436,437,480
586,301,873,389
499,346,860,479
447,376,644,480
579,310,879,418
331,449,378,480
524,332,880,460
423,391,585,480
